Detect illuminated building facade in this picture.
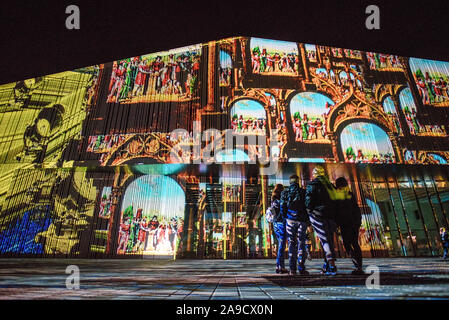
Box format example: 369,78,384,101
0,37,448,258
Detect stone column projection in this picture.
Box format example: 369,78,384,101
299,43,310,82
388,132,404,163
205,41,217,111
328,132,340,162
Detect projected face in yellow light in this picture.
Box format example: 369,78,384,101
36,118,51,137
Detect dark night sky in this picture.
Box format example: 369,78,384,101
1,0,448,84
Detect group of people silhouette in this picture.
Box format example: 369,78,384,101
267,166,363,275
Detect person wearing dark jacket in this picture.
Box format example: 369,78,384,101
305,165,338,275
270,184,288,273
440,227,449,260
280,175,310,275
334,177,364,275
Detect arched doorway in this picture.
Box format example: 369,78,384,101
339,121,395,163
116,175,185,256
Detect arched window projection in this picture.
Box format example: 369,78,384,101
289,92,333,143
118,175,185,255
230,99,266,135
340,122,395,163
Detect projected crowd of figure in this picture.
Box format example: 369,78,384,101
117,209,184,255
107,47,201,103
230,99,267,134
366,52,403,71
340,122,396,163
343,49,362,59
410,58,449,107
290,92,334,143
117,175,185,255
250,38,300,75
399,87,446,136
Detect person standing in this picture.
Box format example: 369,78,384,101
440,227,449,260
334,177,364,275
281,175,310,275
305,165,338,275
268,184,288,274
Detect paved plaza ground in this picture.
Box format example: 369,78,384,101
0,258,448,300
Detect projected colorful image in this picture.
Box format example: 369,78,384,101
265,92,277,117
399,87,446,136
86,132,183,166
223,184,241,202
339,71,350,86
117,175,185,255
331,47,343,58
230,99,267,135
404,150,449,165
366,52,403,71
382,96,403,135
87,134,129,153
2,35,449,264
340,122,396,163
410,58,449,107
310,67,338,86
0,206,52,254
219,50,232,86
290,92,334,143
250,38,299,75
98,187,112,219
0,68,98,168
305,44,317,62
344,49,362,59
426,153,448,164
107,45,201,103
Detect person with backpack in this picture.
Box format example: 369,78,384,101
334,177,364,275
305,165,338,275
280,175,310,275
266,184,288,273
